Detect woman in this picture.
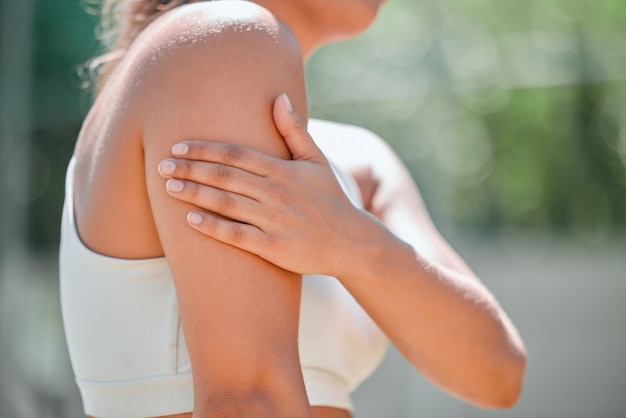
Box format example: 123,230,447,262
59,0,526,417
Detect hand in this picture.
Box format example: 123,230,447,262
157,94,373,276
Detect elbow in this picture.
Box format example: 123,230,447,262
482,347,527,409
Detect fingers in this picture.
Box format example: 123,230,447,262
273,94,326,163
170,140,280,177
162,92,324,174
158,158,265,200
186,211,267,255
163,177,260,225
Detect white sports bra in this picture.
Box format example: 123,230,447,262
59,157,388,418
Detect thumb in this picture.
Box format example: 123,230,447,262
273,93,325,162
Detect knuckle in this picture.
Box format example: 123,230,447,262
293,121,306,136
272,161,289,178
186,141,205,158
186,182,200,201
272,185,290,206
191,140,203,151
265,208,281,225
259,160,273,175
179,159,193,177
205,216,219,234
229,224,244,244
224,144,245,163
288,117,306,136
214,164,230,185
218,192,235,210
264,184,282,203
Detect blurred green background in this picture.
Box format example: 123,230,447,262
1,0,625,417
308,0,626,246
4,0,626,251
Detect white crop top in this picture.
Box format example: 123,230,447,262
59,157,388,418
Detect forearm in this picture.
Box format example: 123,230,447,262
334,211,526,408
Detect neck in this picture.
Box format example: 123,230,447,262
254,0,333,60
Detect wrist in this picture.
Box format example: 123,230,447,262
330,209,413,283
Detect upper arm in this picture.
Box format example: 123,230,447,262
129,2,308,395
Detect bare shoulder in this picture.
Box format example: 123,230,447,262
116,0,305,121
73,0,306,259
136,0,299,56
130,0,300,63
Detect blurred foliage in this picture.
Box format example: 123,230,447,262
5,0,626,250
307,0,626,244
3,0,98,250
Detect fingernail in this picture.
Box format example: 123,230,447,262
188,212,203,225
158,160,176,175
166,179,184,193
172,143,189,156
281,93,293,113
